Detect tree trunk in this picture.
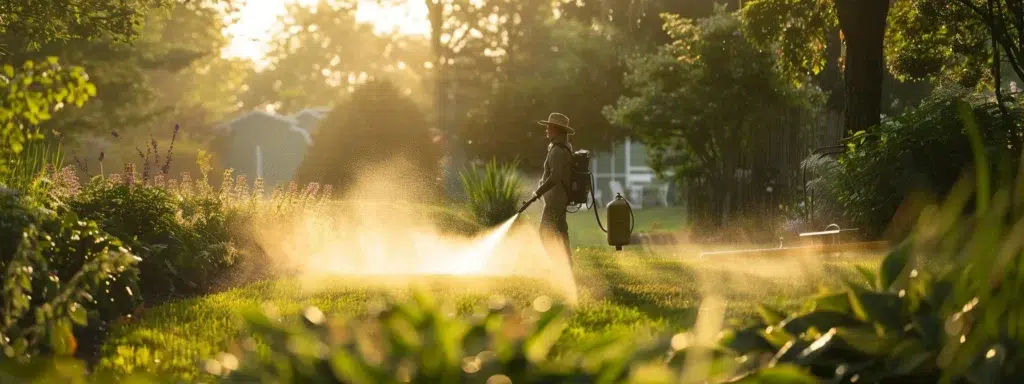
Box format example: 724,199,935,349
426,0,462,198
835,0,891,137
721,151,736,228
821,26,845,112
427,0,445,136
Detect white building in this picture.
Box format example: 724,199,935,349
213,107,329,190
590,137,676,209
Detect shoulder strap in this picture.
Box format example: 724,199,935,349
552,142,571,154
549,143,574,198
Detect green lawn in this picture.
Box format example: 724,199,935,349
513,204,688,247
567,206,687,246
95,246,882,382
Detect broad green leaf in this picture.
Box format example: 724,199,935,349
779,311,861,336
68,302,87,326
927,280,954,307
833,326,891,355
912,314,943,348
524,305,569,362
854,265,878,290
48,321,77,356
847,290,903,330
813,292,852,314
329,349,393,383
889,339,934,376
238,307,276,334
880,242,911,290
795,328,836,363
769,339,811,365
760,326,795,349
756,304,787,325
722,327,774,354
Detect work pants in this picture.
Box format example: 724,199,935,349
539,204,572,267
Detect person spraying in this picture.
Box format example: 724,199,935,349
515,113,637,258
524,112,576,265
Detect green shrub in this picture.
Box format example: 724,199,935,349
0,188,140,362
703,102,1024,383
813,86,1020,238
0,187,38,259
294,79,442,200
0,290,818,383
70,180,240,302
215,293,817,383
460,158,524,227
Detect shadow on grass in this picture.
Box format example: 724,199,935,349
576,249,700,328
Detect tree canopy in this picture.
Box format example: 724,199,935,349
294,79,441,199
241,0,400,114
606,6,817,226
0,0,152,57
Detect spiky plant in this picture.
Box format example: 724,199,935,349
459,157,523,227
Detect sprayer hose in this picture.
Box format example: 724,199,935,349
589,174,634,234
591,183,607,233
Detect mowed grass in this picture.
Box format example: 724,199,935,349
566,206,687,246
95,245,883,382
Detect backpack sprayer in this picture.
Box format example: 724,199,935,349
515,148,635,250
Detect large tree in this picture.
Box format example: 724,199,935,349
742,0,1024,138
835,0,891,136
459,19,627,170
871,0,1024,145
558,0,743,45
375,0,521,135
411,0,640,171
606,7,816,226
3,0,239,140
743,0,892,137
0,0,153,57
0,0,222,174
406,0,557,194
241,0,399,114
294,79,441,199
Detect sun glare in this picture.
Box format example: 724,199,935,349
222,0,430,65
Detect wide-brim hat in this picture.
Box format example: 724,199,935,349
537,112,575,135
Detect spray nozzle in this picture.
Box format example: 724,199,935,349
517,194,540,215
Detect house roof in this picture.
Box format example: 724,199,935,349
215,109,313,145
216,109,299,133
291,106,330,120
289,125,313,145
235,109,299,125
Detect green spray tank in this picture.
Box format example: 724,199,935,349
602,193,635,250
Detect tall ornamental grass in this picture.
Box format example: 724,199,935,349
459,157,524,227
0,139,63,197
